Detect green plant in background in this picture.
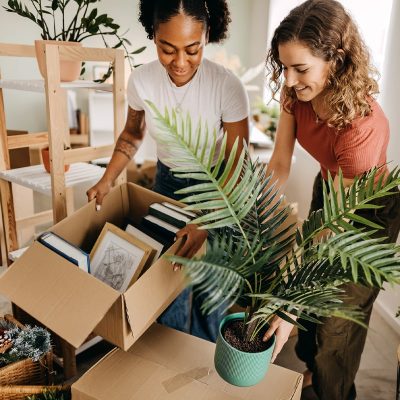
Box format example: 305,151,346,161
252,97,280,142
148,102,400,343
3,0,146,80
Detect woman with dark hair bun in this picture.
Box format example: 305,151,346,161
87,0,249,342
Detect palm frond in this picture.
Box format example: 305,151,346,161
146,102,261,235
253,290,365,327
148,102,400,340
298,167,400,245
167,235,280,314
318,230,400,286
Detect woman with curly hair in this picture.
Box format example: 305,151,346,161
87,0,249,342
261,1,400,399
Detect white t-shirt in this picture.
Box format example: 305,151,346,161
127,58,249,168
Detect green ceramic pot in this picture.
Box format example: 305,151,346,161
214,312,275,387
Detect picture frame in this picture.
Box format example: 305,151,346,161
90,222,154,292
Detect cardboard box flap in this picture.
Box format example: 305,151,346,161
0,242,120,348
123,240,186,341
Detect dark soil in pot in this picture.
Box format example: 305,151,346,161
223,319,273,353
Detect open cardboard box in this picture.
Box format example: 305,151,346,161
72,323,302,400
0,183,187,350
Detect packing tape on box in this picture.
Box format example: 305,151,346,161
162,367,212,393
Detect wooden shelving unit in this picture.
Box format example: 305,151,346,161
0,42,126,379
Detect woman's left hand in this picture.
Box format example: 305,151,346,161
263,315,295,363
175,224,207,259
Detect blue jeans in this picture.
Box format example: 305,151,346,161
153,160,225,342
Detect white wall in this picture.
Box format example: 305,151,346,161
0,0,269,132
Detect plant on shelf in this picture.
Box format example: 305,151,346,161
252,97,280,142
148,102,400,387
3,0,145,81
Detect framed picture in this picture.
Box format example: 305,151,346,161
90,222,154,292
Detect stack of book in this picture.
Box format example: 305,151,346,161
131,202,196,250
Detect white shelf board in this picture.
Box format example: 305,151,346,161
0,162,105,196
251,147,274,164
0,79,113,93
251,147,296,165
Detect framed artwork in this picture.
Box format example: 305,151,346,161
90,222,154,292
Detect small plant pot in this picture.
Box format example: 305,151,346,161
214,312,275,387
41,147,70,174
35,40,82,82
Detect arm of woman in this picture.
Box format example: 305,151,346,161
175,117,250,259
86,106,146,208
224,116,250,167
262,109,297,362
265,109,296,193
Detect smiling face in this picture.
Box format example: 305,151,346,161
278,41,331,104
155,13,207,86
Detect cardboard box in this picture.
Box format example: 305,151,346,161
72,323,302,400
126,160,157,189
0,183,187,350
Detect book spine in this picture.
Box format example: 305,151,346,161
148,207,186,229
38,238,80,267
142,218,176,243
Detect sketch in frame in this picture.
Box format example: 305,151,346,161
90,222,154,292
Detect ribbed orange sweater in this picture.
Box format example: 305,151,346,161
292,100,389,180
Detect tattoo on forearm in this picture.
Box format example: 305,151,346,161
115,136,138,160
114,108,145,160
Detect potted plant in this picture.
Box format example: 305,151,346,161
3,0,145,81
148,103,400,387
252,97,280,142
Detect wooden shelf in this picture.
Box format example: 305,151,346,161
0,162,105,196
0,42,125,379
70,134,89,146
0,79,113,93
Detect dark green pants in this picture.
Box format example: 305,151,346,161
295,172,400,400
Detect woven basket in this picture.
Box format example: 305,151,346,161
0,353,52,386
0,315,68,400
0,385,68,400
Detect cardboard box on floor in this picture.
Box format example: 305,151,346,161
72,323,302,400
0,183,187,350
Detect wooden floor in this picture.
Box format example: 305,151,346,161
0,269,398,399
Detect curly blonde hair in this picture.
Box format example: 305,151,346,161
266,0,379,130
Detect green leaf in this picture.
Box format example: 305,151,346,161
130,46,146,54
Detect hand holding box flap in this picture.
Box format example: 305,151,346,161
0,183,195,352
0,242,119,348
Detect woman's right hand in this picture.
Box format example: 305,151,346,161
86,178,113,210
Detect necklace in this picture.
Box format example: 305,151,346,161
311,101,323,124
167,73,194,114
